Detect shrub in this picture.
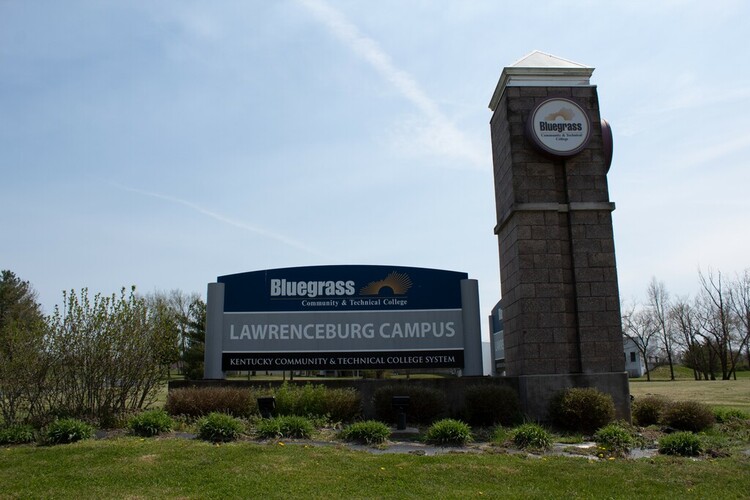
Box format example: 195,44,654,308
594,423,634,456
197,412,244,442
659,431,703,456
324,387,362,422
712,407,749,424
425,419,473,446
373,385,447,425
45,418,94,445
548,387,615,434
127,409,174,437
490,426,511,446
661,400,715,432
275,383,327,417
512,423,552,451
339,420,391,445
256,415,314,439
700,433,730,458
632,395,668,426
0,424,36,445
166,387,255,418
463,385,522,427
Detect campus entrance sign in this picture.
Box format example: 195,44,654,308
204,265,483,377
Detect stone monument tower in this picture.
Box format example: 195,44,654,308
488,51,630,419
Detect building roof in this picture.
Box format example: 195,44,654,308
488,50,595,111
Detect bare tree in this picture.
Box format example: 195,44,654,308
728,269,750,372
696,269,744,380
647,277,676,380
670,296,716,380
623,303,660,381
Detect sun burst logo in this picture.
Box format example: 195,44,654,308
359,272,413,296
544,107,575,121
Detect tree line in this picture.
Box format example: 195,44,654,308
0,270,205,426
623,269,750,381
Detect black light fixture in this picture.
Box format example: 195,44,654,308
391,395,410,430
257,396,276,419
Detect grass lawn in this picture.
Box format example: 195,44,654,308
2,438,749,499
629,366,750,412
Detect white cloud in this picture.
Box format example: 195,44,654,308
297,0,487,168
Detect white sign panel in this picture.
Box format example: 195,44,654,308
528,98,591,156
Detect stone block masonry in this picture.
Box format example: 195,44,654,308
488,54,630,422
491,84,625,378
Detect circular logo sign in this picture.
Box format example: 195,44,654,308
527,98,591,157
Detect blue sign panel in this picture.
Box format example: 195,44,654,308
217,265,468,371
218,265,467,313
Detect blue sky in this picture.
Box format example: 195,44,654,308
2,0,749,336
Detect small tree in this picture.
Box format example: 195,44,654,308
623,304,659,381
696,269,744,380
648,278,677,380
0,271,50,424
46,287,177,421
182,298,206,380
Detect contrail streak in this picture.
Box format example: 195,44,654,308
113,183,327,258
298,0,486,168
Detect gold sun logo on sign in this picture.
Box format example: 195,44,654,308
359,272,413,296
544,107,575,121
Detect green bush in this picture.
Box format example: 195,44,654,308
196,412,244,442
594,423,634,456
463,385,522,427
165,387,255,418
490,426,511,445
548,387,615,434
275,383,327,417
712,407,749,424
373,385,447,425
323,387,362,422
339,420,391,444
127,409,174,437
658,431,703,456
425,419,472,446
255,415,314,439
45,418,94,445
661,400,715,432
632,395,668,427
0,424,36,445
512,423,552,451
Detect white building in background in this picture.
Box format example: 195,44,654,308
623,338,645,378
